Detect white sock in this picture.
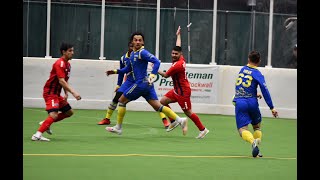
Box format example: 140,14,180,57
35,131,42,137
115,124,122,130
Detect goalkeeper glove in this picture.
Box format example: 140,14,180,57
148,74,156,84
106,69,117,76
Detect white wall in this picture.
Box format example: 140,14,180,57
23,57,297,119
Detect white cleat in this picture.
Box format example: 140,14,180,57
179,117,188,135
196,128,210,139
39,121,53,135
166,120,180,132
105,126,122,135
31,134,50,141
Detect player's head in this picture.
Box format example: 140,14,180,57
248,50,261,65
171,46,182,62
130,32,144,50
128,41,134,54
60,42,74,60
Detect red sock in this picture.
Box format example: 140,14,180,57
38,116,55,133
54,113,70,122
189,113,205,131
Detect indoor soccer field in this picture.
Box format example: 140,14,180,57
23,107,296,180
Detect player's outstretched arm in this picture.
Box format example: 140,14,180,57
176,26,181,47
158,70,170,78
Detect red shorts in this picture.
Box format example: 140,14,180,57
164,89,192,110
43,94,69,112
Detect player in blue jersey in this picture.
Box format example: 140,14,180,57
232,50,278,158
98,42,170,129
104,32,187,135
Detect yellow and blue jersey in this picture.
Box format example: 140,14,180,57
118,46,160,84
233,64,274,110
117,51,134,86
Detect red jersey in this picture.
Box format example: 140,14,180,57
165,55,191,96
43,57,71,96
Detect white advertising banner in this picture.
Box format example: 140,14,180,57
148,63,219,104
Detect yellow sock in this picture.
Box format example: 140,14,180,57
253,130,262,140
241,130,254,144
105,109,114,119
116,106,126,128
161,106,178,120
159,112,166,119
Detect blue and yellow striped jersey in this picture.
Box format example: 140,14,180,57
234,64,274,110
118,46,160,83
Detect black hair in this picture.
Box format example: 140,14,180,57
172,46,182,52
60,42,73,55
248,50,261,63
130,32,144,41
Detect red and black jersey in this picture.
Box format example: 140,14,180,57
43,57,71,96
165,55,191,96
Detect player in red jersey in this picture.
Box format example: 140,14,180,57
158,26,210,139
31,42,82,141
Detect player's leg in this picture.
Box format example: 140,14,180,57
249,100,263,157
105,83,138,135
235,99,259,157
32,96,60,141
159,94,176,128
178,96,209,138
98,91,123,125
146,87,187,135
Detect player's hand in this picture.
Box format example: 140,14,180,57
148,74,156,85
72,92,82,101
257,93,262,99
106,69,117,76
176,26,181,36
114,85,120,92
64,93,68,100
271,109,278,118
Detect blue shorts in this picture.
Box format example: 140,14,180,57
117,80,135,93
234,98,261,129
123,81,158,101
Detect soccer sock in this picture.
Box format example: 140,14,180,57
253,130,262,140
54,113,70,122
116,103,126,129
241,130,254,144
159,106,179,122
105,102,117,119
165,105,175,122
38,116,55,133
159,112,166,119
159,112,170,126
189,113,205,131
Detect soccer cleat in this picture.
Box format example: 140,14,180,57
39,121,53,135
166,120,180,132
105,126,122,135
179,117,188,135
31,134,50,141
257,153,263,157
196,128,210,139
162,119,170,129
252,138,261,157
98,118,111,125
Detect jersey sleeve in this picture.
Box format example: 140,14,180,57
166,61,182,76
54,60,66,79
117,55,125,86
140,50,160,75
255,71,274,110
